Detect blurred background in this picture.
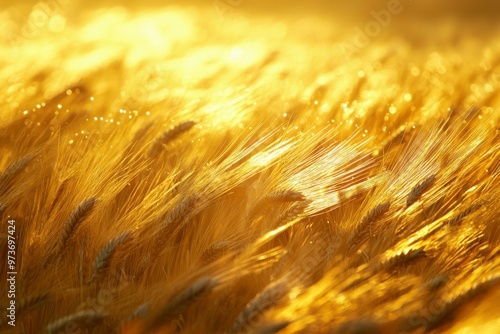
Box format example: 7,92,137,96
2,0,499,49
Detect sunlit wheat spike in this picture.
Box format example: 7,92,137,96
406,174,436,207
130,303,149,319
153,195,201,253
121,303,149,326
57,197,97,254
348,201,390,252
201,240,232,263
163,195,201,227
255,321,291,334
87,231,131,284
274,200,309,227
147,120,196,157
264,189,306,203
122,121,154,158
425,275,500,331
377,248,427,272
48,178,70,214
249,189,305,219
45,309,109,334
0,155,33,195
18,293,50,315
424,274,448,291
448,202,482,226
148,276,218,330
229,281,288,334
380,124,418,153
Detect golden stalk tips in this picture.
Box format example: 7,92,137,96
147,120,197,157
448,202,482,226
163,195,201,228
201,240,232,263
45,309,109,334
264,189,306,203
229,281,288,334
273,200,309,227
377,248,427,272
17,293,51,315
0,155,34,195
57,197,97,255
249,189,306,220
87,231,131,284
152,195,201,254
380,124,418,153
424,275,448,291
406,174,436,207
49,178,70,214
148,276,218,331
348,201,390,252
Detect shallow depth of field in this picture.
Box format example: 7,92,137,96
0,1,499,333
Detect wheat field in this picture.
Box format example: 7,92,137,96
0,1,499,333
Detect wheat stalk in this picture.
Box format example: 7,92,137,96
152,195,201,254
229,281,288,334
45,309,109,334
18,293,50,315
424,274,448,291
147,276,218,331
406,174,436,207
248,189,305,220
48,178,70,214
0,155,33,196
380,124,418,153
56,197,96,255
201,240,232,263
348,201,390,252
147,120,196,157
87,231,131,284
448,202,482,226
376,248,427,272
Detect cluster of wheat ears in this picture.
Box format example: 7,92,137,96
0,5,499,334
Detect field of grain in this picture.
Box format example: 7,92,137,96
0,1,499,333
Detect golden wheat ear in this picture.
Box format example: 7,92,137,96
347,201,391,253
86,231,132,284
0,154,34,196
406,174,436,207
147,120,197,158
145,276,219,332
54,197,97,258
229,281,289,334
375,248,427,273
44,309,109,334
